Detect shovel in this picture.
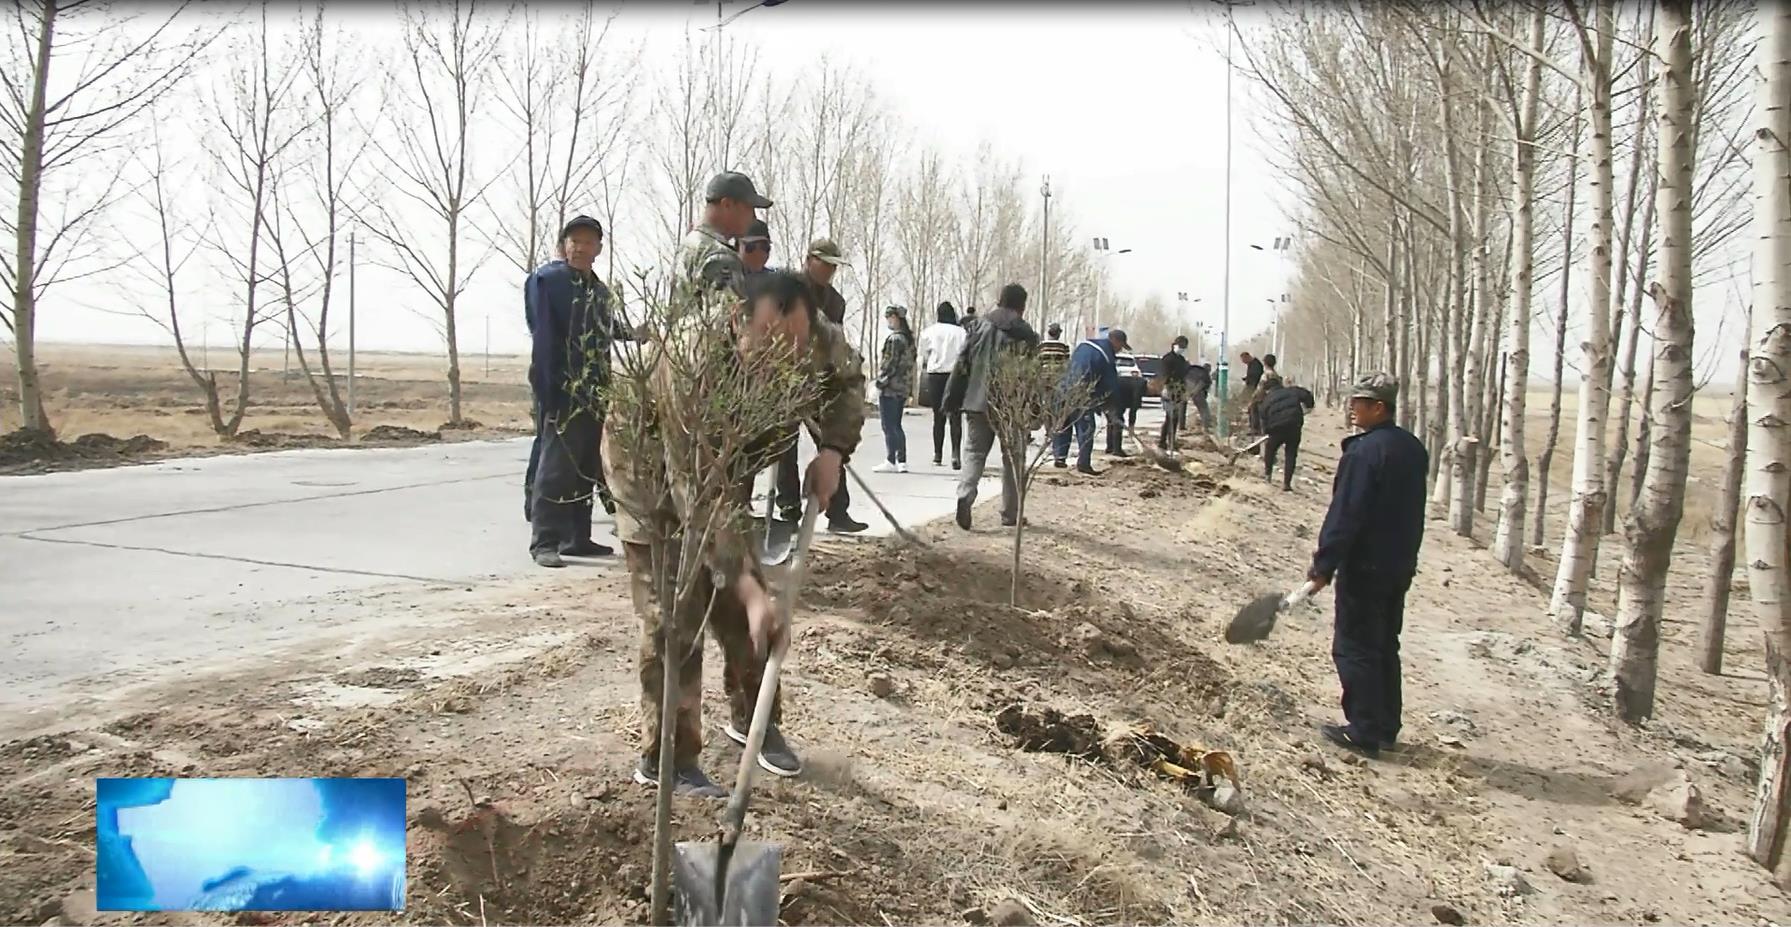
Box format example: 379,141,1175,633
672,497,820,926
1224,580,1321,644
1124,423,1184,473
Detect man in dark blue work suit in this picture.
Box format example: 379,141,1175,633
1307,373,1428,758
525,216,629,568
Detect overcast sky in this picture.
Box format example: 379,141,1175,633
23,0,1749,385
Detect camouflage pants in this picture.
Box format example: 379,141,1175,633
626,542,781,767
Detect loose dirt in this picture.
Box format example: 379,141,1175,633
1,419,1786,926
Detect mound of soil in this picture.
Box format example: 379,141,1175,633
230,429,340,449
0,428,168,469
994,704,1105,761
360,424,442,443
441,418,485,431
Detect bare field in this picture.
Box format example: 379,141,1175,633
0,343,537,471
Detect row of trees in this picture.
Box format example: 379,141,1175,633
1242,0,1791,885
1,1,1160,440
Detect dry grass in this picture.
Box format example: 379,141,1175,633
0,342,536,450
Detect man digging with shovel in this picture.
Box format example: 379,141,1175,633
606,268,866,798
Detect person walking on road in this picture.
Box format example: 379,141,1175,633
1157,335,1191,450
1258,377,1315,491
606,269,866,796
525,216,628,568
874,305,917,473
917,301,968,469
944,283,1040,530
1052,327,1127,475
1308,373,1428,759
801,238,869,534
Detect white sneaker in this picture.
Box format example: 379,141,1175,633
872,461,898,473
896,462,910,473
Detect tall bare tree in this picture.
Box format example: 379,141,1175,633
1606,0,1696,724
1701,343,1749,675
1745,0,1791,886
0,1,216,434
362,0,505,427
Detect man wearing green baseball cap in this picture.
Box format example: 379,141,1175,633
800,237,867,533
1307,372,1428,759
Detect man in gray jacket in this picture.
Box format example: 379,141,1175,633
943,283,1040,530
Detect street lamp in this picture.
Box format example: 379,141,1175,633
704,1,787,156
1040,176,1053,326
1092,237,1132,336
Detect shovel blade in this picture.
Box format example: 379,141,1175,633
759,517,797,566
672,840,783,927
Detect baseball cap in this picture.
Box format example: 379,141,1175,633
559,215,603,239
705,171,773,208
1106,328,1131,351
806,238,850,267
741,219,770,243
1349,372,1399,405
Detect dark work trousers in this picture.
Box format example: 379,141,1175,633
529,409,600,555
826,459,852,523
933,410,962,464
1331,570,1411,747
524,401,543,522
1158,397,1186,449
767,440,802,521
1105,408,1126,454
1263,425,1303,488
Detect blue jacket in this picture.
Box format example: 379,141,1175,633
1311,421,1430,583
525,260,622,416
1065,339,1119,410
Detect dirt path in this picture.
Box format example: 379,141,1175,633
2,422,1785,926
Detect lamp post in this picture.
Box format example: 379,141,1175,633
1092,238,1132,336
705,0,787,160
1039,175,1052,326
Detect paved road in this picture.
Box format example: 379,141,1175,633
0,410,1000,729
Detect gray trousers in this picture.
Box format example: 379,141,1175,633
958,411,1018,520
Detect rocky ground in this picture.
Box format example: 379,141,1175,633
0,418,1783,926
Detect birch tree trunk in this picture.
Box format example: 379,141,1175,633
1746,0,1791,882
1534,89,1585,550
1494,5,1543,569
1607,0,1694,724
1453,78,1495,538
1702,345,1749,675
1550,0,1618,635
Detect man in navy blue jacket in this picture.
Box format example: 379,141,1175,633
524,216,629,568
1307,373,1428,758
1051,327,1128,475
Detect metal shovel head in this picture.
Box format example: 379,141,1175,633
759,516,797,566
671,839,783,926
1225,592,1287,644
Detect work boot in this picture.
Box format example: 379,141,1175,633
1319,723,1381,759
775,507,801,524
956,497,973,531
1000,515,1030,528
725,722,803,777
532,549,566,569
633,756,728,798
1109,448,1130,458
560,539,614,558
1075,464,1102,477
827,515,869,534
1053,459,1068,469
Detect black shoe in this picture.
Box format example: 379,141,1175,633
1320,723,1381,759
533,549,566,568
725,722,803,777
1000,515,1029,528
827,516,869,534
956,497,973,530
1283,484,1293,493
633,756,728,798
560,540,614,558
1109,448,1130,458
1053,459,1068,469
952,458,962,470
1075,465,1102,476
775,508,801,524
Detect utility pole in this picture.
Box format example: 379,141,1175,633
1039,175,1052,325
348,229,357,418
1218,0,1236,440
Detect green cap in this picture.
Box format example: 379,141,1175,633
705,171,773,208
1349,372,1399,405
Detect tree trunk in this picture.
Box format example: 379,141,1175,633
1607,0,1694,724
11,1,57,436
1606,172,1660,535
1745,0,1791,883
1550,0,1617,635
1533,86,1584,550
1454,77,1495,538
1629,355,1656,513
1702,346,1749,675
1494,18,1541,576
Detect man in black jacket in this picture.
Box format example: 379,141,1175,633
1157,335,1191,450
1258,377,1315,491
1307,373,1428,758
